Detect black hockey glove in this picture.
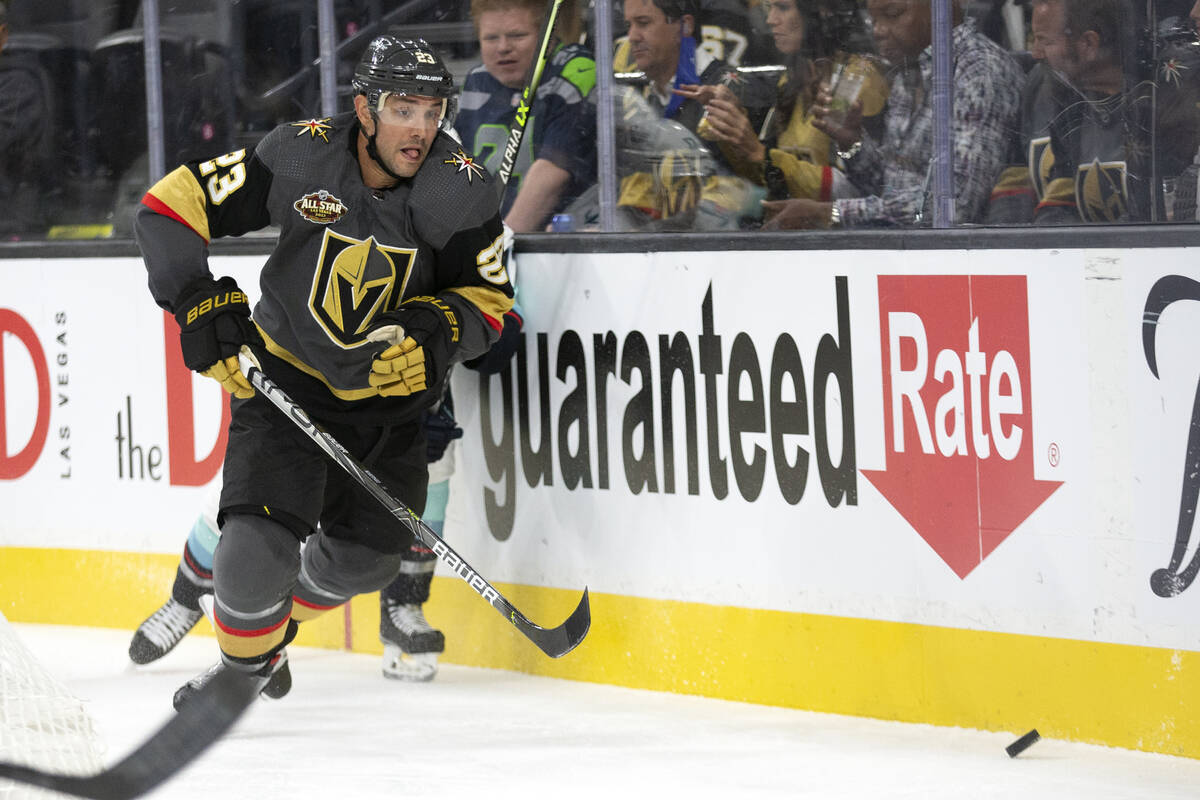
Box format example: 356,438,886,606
174,276,260,399
423,404,463,464
367,296,459,397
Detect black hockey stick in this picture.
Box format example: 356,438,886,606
0,665,261,800
495,0,566,185
237,349,590,658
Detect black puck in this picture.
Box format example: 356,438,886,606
1005,728,1041,758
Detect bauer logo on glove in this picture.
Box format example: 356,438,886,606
173,276,261,398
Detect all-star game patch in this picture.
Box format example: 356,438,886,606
444,148,486,183
294,190,350,224
291,118,334,141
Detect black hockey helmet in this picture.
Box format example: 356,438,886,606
352,35,457,128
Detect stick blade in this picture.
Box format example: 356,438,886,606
521,588,591,658
0,667,260,800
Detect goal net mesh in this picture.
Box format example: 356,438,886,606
0,612,105,798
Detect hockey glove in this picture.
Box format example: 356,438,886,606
423,404,463,464
367,296,459,397
174,276,259,399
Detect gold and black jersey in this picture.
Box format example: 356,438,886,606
136,112,512,424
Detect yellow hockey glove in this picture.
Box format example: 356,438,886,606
201,354,254,399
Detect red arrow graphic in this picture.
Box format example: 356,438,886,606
861,275,1062,578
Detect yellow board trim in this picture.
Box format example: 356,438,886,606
4,546,1197,758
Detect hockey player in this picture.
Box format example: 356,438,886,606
134,34,513,707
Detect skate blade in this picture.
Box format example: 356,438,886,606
382,645,438,682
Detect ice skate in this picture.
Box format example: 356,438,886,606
380,600,444,682
128,597,204,665
172,649,291,711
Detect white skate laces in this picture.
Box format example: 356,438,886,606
128,598,203,665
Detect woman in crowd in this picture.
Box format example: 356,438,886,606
675,0,887,203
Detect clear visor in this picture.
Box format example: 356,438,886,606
374,91,447,126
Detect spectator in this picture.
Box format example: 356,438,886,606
0,1,52,239
761,0,1024,229
455,0,597,232
983,0,1069,223
613,0,778,70
621,0,740,129
1025,0,1198,223
676,0,888,203
615,0,773,227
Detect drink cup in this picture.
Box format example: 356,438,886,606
825,61,867,129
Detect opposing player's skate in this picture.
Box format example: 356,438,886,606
173,649,291,711
380,599,444,681
128,597,204,665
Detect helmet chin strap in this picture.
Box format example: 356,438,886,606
365,112,407,183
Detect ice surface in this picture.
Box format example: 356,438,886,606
7,624,1200,800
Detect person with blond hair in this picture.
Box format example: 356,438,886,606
455,0,597,231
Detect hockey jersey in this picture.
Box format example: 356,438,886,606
987,61,1198,224
454,42,597,219
136,112,513,425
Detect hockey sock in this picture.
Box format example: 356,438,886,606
382,543,436,606
171,514,218,610
423,479,449,537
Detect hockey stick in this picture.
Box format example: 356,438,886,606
237,348,590,658
495,0,566,185
0,665,262,800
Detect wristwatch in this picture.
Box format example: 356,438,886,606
828,202,842,229
837,140,863,162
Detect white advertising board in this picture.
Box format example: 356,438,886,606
2,249,1199,653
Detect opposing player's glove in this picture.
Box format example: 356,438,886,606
423,404,463,464
173,276,259,399
367,296,459,397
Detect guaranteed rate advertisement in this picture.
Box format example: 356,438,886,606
446,247,1187,651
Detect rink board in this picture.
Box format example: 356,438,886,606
1,249,1198,757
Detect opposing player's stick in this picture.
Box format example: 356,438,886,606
495,0,566,186
0,666,261,800
237,348,591,658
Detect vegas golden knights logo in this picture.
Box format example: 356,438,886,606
1076,158,1128,223
309,229,416,347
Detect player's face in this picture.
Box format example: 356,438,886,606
624,0,690,83
478,7,541,89
363,94,443,178
765,0,805,56
866,0,932,66
1193,1,1200,38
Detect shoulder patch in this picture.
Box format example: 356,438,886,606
443,148,488,183
409,133,502,250
560,56,597,98
290,118,335,141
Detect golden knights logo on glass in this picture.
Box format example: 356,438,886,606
309,229,416,348
1077,159,1129,223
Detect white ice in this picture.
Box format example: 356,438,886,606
8,623,1200,800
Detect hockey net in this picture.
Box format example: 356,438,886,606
0,611,105,798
